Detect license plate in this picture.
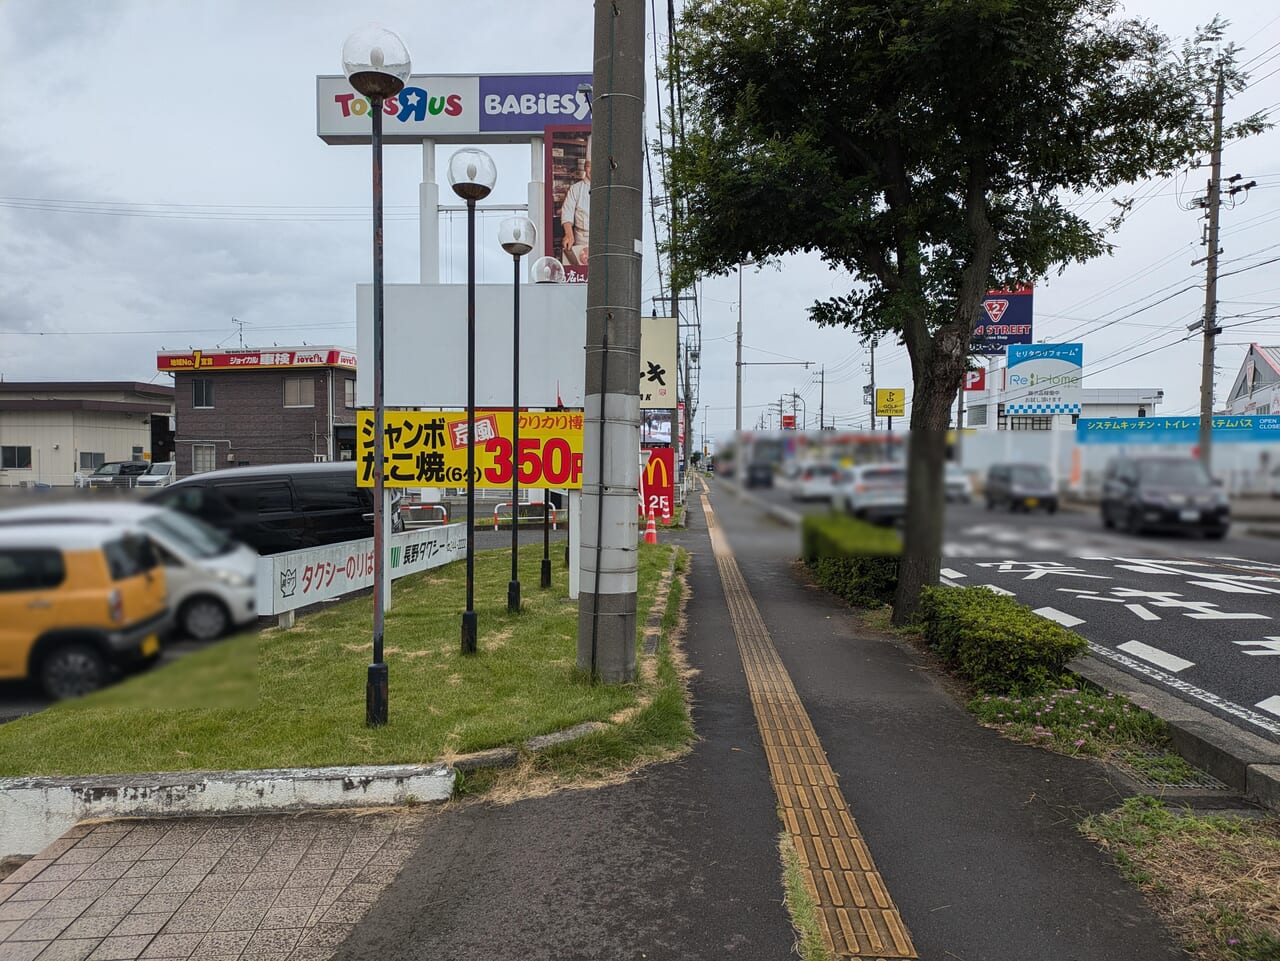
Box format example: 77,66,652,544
1025,498,1039,508
141,634,160,657
1179,509,1200,522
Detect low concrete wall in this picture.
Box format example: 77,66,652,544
0,763,454,856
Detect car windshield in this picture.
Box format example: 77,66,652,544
145,463,171,476
1011,466,1051,486
140,511,234,558
1137,460,1211,487
94,464,120,475
862,468,906,483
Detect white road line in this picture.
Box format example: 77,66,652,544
1033,606,1085,628
982,584,1015,596
1116,640,1194,673
940,577,960,588
1125,604,1161,621
940,568,966,580
1257,695,1280,718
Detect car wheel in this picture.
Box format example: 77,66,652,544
1102,505,1115,529
1205,528,1228,540
1125,507,1143,536
39,642,108,700
1047,501,1058,515
181,596,230,641
985,497,994,511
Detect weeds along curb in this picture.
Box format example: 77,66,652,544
1,547,687,858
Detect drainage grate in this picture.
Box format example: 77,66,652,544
1114,750,1232,791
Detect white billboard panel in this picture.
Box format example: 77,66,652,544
356,283,587,409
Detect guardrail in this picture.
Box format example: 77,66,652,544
400,503,449,526
493,501,558,530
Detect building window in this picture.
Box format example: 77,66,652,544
966,406,988,427
1,446,32,469
284,376,315,408
1009,416,1053,431
192,444,217,474
344,378,356,409
193,378,214,408
79,451,106,470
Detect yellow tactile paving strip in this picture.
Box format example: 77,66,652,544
701,483,917,959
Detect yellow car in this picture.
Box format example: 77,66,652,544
0,524,172,700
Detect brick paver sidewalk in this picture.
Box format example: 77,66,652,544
0,811,423,961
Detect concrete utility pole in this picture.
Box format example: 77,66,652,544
1197,65,1226,475
817,365,825,430
868,341,877,432
578,0,646,684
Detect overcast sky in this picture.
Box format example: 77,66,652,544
2,1,1278,451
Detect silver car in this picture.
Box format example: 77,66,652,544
838,464,907,524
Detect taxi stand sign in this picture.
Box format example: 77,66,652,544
357,410,584,489
875,388,905,417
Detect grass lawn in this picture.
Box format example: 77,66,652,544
0,543,682,777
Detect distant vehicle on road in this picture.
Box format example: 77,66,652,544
1101,455,1229,539
984,463,1058,513
837,464,906,525
944,464,974,503
792,463,840,502
84,461,150,490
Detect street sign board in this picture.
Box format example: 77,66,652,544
971,288,1034,354
963,369,986,391
781,414,796,430
641,447,675,522
1005,343,1082,415
1077,415,1280,444
357,409,584,489
875,388,905,417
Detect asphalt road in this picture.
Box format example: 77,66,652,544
757,480,1280,745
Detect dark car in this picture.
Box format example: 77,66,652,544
745,461,774,488
145,462,402,556
1101,455,1229,538
984,462,1058,513
84,461,151,490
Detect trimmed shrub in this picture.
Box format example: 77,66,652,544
918,586,1088,695
802,513,900,608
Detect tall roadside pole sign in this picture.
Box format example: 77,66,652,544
876,388,905,431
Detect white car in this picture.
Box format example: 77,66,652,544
792,462,840,502
134,461,175,489
0,502,258,641
838,464,907,524
944,464,974,503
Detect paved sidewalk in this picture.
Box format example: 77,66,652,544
0,811,422,961
4,481,1261,960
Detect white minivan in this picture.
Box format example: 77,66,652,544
0,503,258,640
134,461,176,489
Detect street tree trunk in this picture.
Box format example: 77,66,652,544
892,323,970,626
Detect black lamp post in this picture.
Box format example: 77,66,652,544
498,217,537,613
448,148,496,655
529,255,566,588
342,24,410,726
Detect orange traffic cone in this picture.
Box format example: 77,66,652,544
643,510,658,544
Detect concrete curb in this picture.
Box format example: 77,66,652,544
0,763,455,856
0,544,686,859
1071,656,1280,812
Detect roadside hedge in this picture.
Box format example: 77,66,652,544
917,586,1088,695
802,513,900,608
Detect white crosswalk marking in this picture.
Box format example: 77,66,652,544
982,584,1015,596
1235,638,1280,656
1257,695,1280,718
1116,640,1195,673
1126,604,1161,621
940,568,966,580
1033,606,1085,627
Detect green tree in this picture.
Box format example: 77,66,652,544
665,0,1263,623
